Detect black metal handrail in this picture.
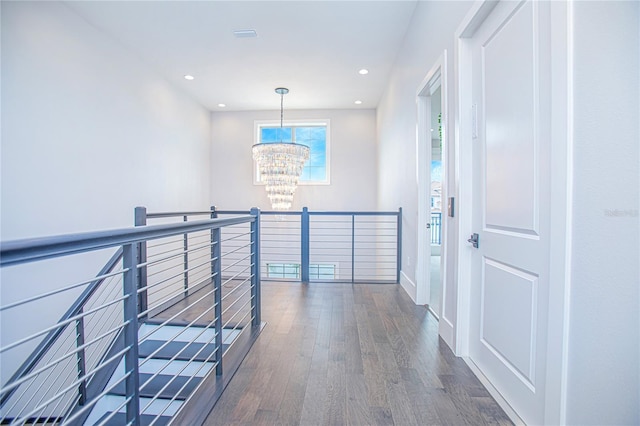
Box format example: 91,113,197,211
0,216,253,267
145,211,212,219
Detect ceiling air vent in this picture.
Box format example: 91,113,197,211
233,29,257,38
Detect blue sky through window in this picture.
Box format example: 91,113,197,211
431,160,442,182
259,125,327,182
261,127,292,142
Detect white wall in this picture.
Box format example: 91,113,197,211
379,2,640,424
1,1,211,381
377,1,472,320
566,2,639,424
1,1,212,239
210,109,378,211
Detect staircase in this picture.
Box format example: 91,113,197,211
83,324,240,426
0,210,263,426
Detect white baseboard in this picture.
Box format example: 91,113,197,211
462,357,526,426
439,317,455,350
399,270,417,303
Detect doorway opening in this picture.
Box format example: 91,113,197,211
416,52,453,347
429,86,443,318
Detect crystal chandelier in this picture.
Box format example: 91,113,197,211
252,88,310,210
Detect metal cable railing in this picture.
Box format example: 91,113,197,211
431,212,442,245
214,207,402,284
0,211,261,426
308,212,400,283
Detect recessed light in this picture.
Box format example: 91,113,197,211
234,29,258,38
354,100,363,105
358,69,369,75
184,75,194,80
218,103,226,108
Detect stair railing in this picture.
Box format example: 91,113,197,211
211,207,403,284
0,247,124,410
0,211,261,426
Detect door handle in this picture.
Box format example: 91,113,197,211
426,223,431,229
467,233,479,248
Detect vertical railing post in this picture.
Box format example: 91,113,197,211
183,215,189,295
75,312,87,406
210,206,223,375
397,208,403,284
134,207,148,321
122,243,141,426
301,207,310,283
351,214,356,283
250,207,261,326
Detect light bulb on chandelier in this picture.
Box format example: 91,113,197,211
252,88,310,210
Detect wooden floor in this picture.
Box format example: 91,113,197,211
203,282,513,426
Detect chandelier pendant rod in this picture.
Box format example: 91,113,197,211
275,87,289,143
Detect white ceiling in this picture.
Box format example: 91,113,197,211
65,1,417,112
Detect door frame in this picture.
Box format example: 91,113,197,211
415,52,454,348
453,1,573,424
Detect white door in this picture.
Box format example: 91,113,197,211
468,1,551,424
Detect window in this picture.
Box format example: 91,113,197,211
309,264,336,280
266,263,336,280
255,120,330,184
267,263,300,279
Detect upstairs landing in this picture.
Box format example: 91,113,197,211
202,282,513,425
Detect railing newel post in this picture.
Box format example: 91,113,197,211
122,243,141,426
134,207,148,321
351,214,356,283
211,206,223,375
250,207,261,326
301,207,310,283
183,215,189,295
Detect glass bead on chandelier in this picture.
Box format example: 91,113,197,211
252,142,310,210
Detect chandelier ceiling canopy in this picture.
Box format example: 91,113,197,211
252,88,310,210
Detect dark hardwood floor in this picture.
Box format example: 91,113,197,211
203,282,513,426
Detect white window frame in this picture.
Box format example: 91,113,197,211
309,264,336,280
253,119,331,185
265,262,337,280
266,263,301,279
